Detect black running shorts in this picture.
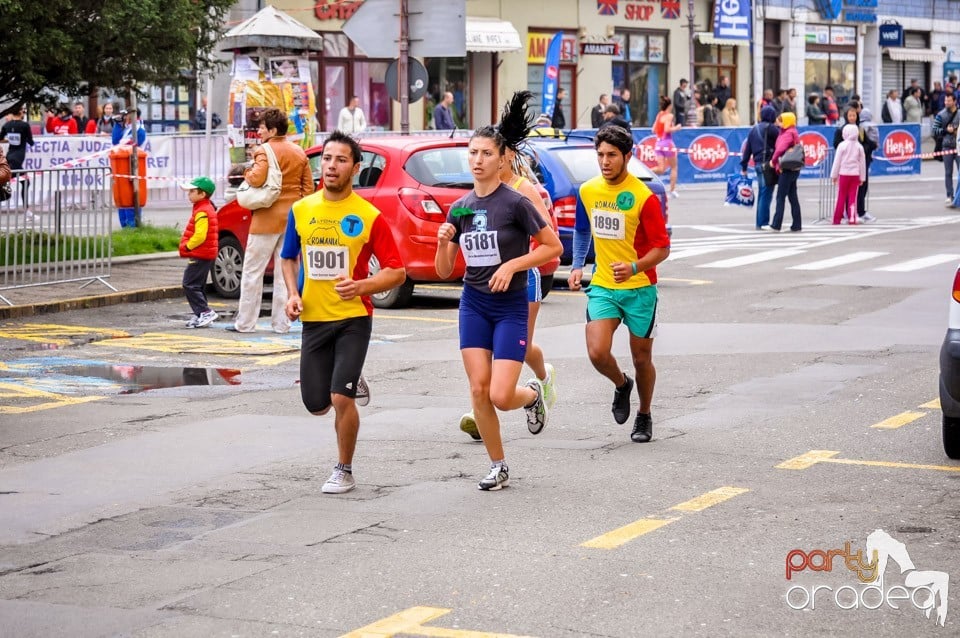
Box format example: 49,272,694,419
300,316,372,413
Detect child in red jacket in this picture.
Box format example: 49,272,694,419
178,176,219,328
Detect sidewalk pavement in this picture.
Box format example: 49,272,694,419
0,253,187,320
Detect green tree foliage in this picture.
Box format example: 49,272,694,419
0,0,234,117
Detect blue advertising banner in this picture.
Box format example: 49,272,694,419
713,0,751,42
541,32,563,117
575,123,921,184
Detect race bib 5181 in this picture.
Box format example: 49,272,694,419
461,231,501,267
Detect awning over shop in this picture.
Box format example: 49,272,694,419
465,17,522,53
695,32,748,47
884,47,947,63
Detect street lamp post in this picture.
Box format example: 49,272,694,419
688,0,697,87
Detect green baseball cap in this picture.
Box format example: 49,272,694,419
179,176,216,196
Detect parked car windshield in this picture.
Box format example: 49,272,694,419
404,147,473,188
547,146,656,183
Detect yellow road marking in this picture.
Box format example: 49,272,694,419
581,485,749,549
670,486,750,512
581,517,679,549
920,399,940,409
0,323,127,345
777,450,960,473
0,382,103,414
90,332,297,356
340,606,537,638
253,352,301,366
659,276,712,286
870,411,926,430
776,450,840,470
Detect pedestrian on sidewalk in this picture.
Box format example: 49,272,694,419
234,107,314,333
770,111,802,232
740,105,780,230
831,124,866,225
178,177,219,328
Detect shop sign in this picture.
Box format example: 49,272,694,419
831,26,856,46
314,0,363,21
814,0,841,20
878,23,903,48
580,41,620,56
527,33,578,64
843,0,877,24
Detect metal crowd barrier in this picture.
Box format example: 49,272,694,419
144,132,231,204
816,147,834,224
0,166,114,305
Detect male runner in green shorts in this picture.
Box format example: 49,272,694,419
568,125,670,442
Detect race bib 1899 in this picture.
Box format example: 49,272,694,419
592,209,625,240
460,231,501,267
306,245,349,280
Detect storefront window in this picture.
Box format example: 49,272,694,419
526,31,578,126
426,58,469,129
612,30,668,128
693,41,736,106
312,36,392,131
804,25,857,107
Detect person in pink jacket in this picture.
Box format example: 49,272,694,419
770,111,802,232
830,123,866,225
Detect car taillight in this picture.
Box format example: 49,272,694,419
398,187,446,223
554,195,577,227
953,269,960,303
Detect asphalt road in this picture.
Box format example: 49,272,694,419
0,166,958,637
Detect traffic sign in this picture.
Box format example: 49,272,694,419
342,0,466,58
385,58,429,102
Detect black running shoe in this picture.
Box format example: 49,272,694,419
611,374,634,424
631,412,652,443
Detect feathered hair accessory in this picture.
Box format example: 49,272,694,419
497,90,534,151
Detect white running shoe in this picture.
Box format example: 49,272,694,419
478,463,509,491
322,468,355,494
195,309,218,328
541,363,558,409
355,375,370,406
185,315,200,328
861,213,877,223
670,190,680,199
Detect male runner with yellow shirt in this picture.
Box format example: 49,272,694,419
568,126,670,442
280,131,405,494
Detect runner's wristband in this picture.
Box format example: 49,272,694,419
631,262,638,275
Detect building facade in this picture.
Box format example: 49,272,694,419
756,0,960,123
236,0,959,133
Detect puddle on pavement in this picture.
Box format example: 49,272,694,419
55,364,241,394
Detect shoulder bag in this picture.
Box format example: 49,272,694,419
779,143,805,172
237,142,282,210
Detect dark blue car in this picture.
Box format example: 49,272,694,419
522,135,670,264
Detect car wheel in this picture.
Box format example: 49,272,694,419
212,235,243,299
368,255,414,308
944,415,960,459
540,274,554,300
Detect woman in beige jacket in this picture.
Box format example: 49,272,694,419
720,98,741,127
234,107,315,333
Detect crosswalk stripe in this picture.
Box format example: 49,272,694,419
875,254,960,272
788,251,888,271
667,247,726,260
699,249,805,269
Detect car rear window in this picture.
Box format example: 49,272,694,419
548,146,656,183
404,147,473,188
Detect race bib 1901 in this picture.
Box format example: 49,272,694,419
460,230,501,267
306,245,349,280
592,209,625,240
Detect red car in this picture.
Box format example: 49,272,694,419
212,136,560,308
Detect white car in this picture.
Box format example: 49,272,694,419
939,267,960,459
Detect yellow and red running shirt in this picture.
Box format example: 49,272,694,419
281,191,402,322
576,173,670,289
